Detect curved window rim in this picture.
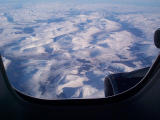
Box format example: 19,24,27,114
0,54,160,105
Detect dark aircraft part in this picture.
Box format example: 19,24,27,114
0,29,160,120
104,67,150,97
154,28,160,48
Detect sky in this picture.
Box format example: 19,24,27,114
0,0,160,6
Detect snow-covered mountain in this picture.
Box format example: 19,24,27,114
0,1,160,99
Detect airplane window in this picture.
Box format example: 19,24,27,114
0,0,160,99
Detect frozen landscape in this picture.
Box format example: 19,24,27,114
0,0,160,99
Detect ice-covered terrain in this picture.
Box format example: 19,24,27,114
0,0,160,99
